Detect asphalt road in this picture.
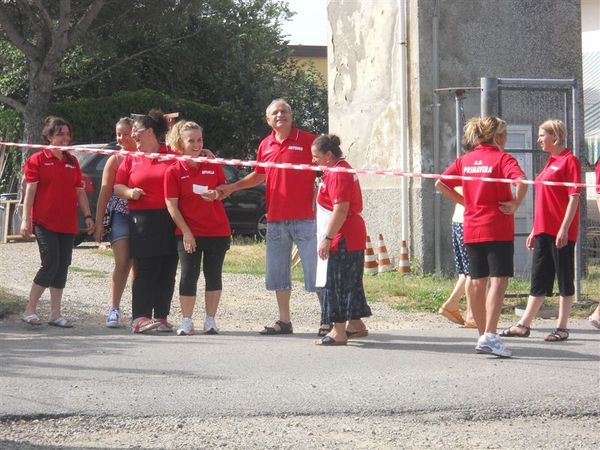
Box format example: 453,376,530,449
1,320,598,419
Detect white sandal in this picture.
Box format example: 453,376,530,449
22,314,42,325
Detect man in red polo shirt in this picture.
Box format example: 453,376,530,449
218,99,318,335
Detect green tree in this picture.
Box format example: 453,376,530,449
0,0,327,160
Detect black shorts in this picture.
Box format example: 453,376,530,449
177,236,230,295
529,233,575,297
466,241,514,279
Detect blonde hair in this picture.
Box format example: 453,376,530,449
463,116,507,148
539,119,566,147
166,120,203,153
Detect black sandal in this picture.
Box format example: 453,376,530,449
499,323,531,338
259,320,293,335
317,323,332,337
544,328,569,342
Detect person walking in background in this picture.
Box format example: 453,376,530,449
500,119,581,342
20,116,95,327
114,110,178,334
94,117,136,328
435,116,527,357
311,134,371,346
439,136,475,328
165,121,230,336
438,186,475,328
217,99,320,336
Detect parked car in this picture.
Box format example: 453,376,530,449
72,145,267,245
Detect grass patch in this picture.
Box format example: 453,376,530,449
93,240,600,317
0,288,23,318
70,266,108,278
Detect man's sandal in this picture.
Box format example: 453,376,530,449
499,323,531,338
544,328,569,342
259,320,293,335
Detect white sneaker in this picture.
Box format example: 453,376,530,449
203,316,219,335
476,333,512,358
106,307,121,328
177,317,195,336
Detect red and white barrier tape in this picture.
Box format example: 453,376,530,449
1,141,596,190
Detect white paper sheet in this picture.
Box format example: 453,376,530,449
315,202,333,287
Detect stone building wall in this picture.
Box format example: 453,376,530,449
327,0,583,273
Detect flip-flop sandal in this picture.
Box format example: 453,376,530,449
544,328,569,342
48,316,73,328
499,323,530,338
315,335,347,346
346,329,369,339
259,320,293,335
22,314,42,325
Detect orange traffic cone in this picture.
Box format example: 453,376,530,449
398,240,411,273
377,233,394,273
364,235,378,275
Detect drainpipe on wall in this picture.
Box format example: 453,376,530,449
432,0,441,273
399,0,409,242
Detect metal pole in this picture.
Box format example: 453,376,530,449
455,90,465,158
481,77,499,116
572,81,581,303
433,0,441,274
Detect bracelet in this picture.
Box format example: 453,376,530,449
324,235,333,241
84,215,93,220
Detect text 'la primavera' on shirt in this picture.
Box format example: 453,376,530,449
440,144,525,244
24,149,83,234
255,127,317,222
115,144,174,210
164,160,231,237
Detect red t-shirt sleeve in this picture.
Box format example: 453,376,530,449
254,146,266,175
217,166,226,185
164,166,180,199
440,160,462,189
565,156,582,196
72,157,84,189
328,171,353,204
115,156,131,186
596,161,600,194
500,154,525,180
24,154,40,183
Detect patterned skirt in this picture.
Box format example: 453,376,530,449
320,238,372,324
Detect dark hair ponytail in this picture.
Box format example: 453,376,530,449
312,134,343,158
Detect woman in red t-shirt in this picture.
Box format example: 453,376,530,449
165,121,231,336
436,116,527,358
501,119,581,341
20,116,95,327
114,110,178,334
312,134,371,346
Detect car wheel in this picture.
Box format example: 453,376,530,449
256,213,267,240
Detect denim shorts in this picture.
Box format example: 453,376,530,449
110,212,130,243
265,219,317,292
